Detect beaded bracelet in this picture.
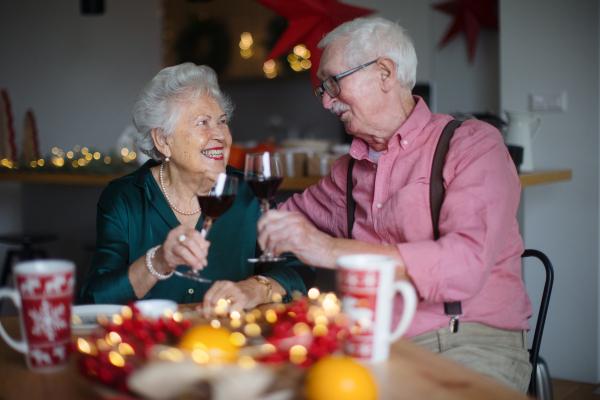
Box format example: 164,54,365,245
146,245,174,280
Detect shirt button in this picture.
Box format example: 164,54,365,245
373,164,377,169
403,140,408,145
377,203,382,209
188,288,194,294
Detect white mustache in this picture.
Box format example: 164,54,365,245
330,102,350,115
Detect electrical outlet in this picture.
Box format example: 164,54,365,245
529,92,567,113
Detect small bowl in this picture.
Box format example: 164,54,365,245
134,299,178,319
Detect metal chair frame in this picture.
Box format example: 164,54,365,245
522,249,554,399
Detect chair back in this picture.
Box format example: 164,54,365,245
522,249,554,398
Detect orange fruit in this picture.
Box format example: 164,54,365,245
305,355,378,400
178,325,239,362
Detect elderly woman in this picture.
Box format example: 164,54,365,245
78,63,313,310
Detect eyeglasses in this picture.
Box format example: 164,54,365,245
314,59,379,103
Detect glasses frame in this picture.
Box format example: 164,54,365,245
314,59,379,102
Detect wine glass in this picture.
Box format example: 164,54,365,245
245,152,286,263
174,172,238,282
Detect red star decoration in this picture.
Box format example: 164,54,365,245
433,0,498,63
254,0,374,87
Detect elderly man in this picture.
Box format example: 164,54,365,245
257,17,533,393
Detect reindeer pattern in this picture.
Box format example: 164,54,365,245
44,275,67,295
20,278,41,297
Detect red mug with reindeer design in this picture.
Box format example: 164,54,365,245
337,254,417,363
0,259,75,372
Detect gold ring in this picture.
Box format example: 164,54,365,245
225,295,235,305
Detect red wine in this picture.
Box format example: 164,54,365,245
197,194,236,220
246,177,283,200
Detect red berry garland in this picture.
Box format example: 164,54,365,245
75,296,350,394
75,303,192,393
260,297,349,368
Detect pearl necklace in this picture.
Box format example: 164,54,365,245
159,163,201,216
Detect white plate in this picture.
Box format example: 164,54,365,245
72,304,123,331
134,299,178,319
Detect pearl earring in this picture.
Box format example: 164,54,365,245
165,157,170,162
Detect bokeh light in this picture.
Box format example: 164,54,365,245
108,351,125,367
308,288,320,300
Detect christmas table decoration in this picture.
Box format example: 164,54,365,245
75,290,352,398
75,303,192,393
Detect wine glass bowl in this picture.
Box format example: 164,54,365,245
174,172,238,282
244,152,286,263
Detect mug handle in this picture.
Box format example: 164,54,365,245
0,288,28,354
389,281,417,342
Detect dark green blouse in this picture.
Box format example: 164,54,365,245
77,160,314,305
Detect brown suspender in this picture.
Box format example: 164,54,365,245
346,119,463,329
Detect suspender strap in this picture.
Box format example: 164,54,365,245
346,157,357,239
345,119,464,320
431,119,463,317
430,119,462,241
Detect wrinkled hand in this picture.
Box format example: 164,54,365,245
154,225,210,275
200,280,266,317
257,210,333,268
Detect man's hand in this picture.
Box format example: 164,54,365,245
257,210,336,268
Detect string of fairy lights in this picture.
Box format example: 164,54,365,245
238,32,312,79
0,145,138,171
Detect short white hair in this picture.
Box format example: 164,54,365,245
132,63,234,161
318,17,417,89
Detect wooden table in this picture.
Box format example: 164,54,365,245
0,308,527,400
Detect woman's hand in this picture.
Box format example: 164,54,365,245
257,210,334,268
153,225,210,275
200,279,268,317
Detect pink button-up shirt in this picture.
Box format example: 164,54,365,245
280,97,532,338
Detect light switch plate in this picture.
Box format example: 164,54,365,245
529,92,567,113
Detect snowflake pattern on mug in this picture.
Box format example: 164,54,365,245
28,300,67,341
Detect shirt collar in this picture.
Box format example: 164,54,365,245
348,95,432,159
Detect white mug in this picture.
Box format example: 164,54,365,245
337,254,416,364
0,259,75,372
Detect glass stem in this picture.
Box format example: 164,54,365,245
260,199,274,257
260,199,270,215
200,217,213,238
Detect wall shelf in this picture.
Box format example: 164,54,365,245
0,169,572,189
518,169,572,188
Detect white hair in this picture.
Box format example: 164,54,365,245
132,63,234,161
318,17,417,89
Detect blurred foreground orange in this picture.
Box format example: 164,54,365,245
305,355,378,400
178,325,240,363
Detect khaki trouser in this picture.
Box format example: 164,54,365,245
409,322,532,394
